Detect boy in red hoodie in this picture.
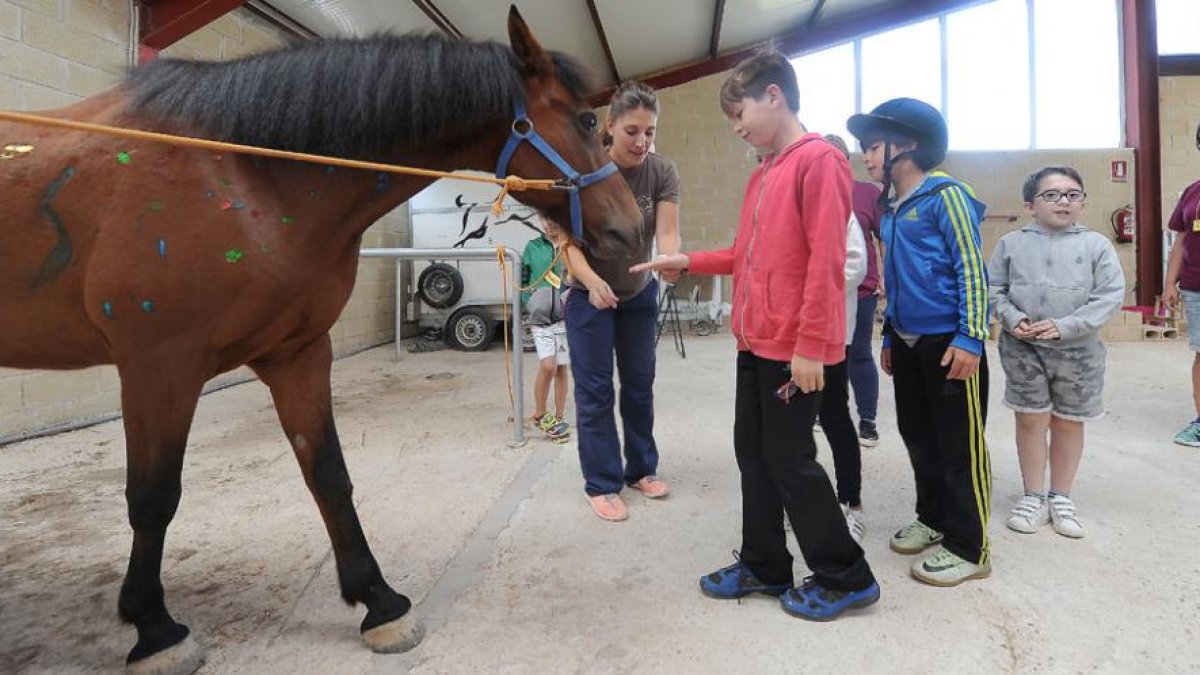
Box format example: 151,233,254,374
632,50,878,621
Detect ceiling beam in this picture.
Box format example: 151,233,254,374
709,0,726,58
244,0,319,41
139,0,246,50
410,0,462,39
631,0,988,92
805,0,828,28
585,0,621,85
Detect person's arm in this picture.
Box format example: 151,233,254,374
654,162,682,282
1046,237,1126,341
846,214,867,291
565,243,617,309
935,185,987,380
936,185,988,354
1165,232,1187,309
794,151,850,363
986,237,1024,332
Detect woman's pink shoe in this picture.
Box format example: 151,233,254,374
588,494,629,521
630,476,670,499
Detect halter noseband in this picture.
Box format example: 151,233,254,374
494,99,618,246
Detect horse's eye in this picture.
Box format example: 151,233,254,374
579,112,598,134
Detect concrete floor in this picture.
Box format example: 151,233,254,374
2,334,1199,673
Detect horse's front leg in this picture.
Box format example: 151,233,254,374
116,362,207,675
252,334,421,653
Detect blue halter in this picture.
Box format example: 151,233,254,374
494,99,619,245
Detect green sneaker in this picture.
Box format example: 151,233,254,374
1173,422,1200,447
910,545,991,587
533,413,570,443
889,520,943,554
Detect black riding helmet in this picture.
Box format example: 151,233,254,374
846,97,948,170
847,98,948,207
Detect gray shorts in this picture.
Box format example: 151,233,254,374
998,332,1106,421
1182,290,1200,352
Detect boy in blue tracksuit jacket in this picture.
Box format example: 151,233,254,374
848,99,992,587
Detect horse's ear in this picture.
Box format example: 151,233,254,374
508,5,554,75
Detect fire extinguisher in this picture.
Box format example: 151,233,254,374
1111,205,1135,243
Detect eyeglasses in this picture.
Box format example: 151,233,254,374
1035,189,1087,203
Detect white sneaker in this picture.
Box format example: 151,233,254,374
1048,494,1084,538
1006,494,1049,534
842,504,865,545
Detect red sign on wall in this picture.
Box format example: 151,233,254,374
1111,159,1128,182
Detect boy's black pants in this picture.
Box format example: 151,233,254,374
890,333,991,565
734,351,875,592
820,352,861,507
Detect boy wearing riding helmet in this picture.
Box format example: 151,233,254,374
847,98,992,587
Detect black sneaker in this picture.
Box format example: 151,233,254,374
858,419,879,447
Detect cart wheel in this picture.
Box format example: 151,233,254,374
417,263,464,309
692,318,717,336
445,307,495,351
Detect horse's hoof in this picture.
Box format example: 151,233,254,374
126,634,205,675
361,613,424,653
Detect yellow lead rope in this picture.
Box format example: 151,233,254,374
0,110,558,214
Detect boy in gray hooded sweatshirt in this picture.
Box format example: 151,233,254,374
988,166,1125,540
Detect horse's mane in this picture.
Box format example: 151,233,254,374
124,33,595,160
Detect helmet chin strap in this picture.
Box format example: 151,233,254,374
878,140,918,210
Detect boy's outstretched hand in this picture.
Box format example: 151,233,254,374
790,354,824,393
941,346,980,380
629,253,690,275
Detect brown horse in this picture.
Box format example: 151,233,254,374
0,8,640,674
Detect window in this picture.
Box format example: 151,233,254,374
946,0,1030,150
1033,0,1121,148
860,19,941,115
1157,0,1200,55
791,43,856,144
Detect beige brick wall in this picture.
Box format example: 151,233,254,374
652,71,1141,331
0,3,411,441
1160,76,1200,222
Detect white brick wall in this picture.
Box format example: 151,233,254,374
0,1,411,441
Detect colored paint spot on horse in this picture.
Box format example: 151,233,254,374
225,248,244,263
116,151,131,164
206,190,215,199
219,177,233,188
31,166,75,289
147,200,165,212
375,172,392,193
141,299,155,313
308,189,319,198
220,200,232,211
281,216,295,224
157,239,166,258
324,166,336,174
213,154,222,161
251,209,260,218
232,200,246,210
102,301,114,319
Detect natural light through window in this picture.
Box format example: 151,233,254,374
946,0,1029,150
1157,0,1200,55
1033,0,1120,148
860,19,941,115
791,43,856,144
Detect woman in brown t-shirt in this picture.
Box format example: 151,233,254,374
565,81,681,521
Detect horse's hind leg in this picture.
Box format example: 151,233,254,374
115,363,206,675
252,335,421,653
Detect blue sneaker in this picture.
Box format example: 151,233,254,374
780,577,880,621
699,551,791,599
1173,421,1200,447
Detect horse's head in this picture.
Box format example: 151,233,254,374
501,7,642,260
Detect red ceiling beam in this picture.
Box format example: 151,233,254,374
139,0,246,51
1124,0,1163,306
410,0,462,39
637,0,987,92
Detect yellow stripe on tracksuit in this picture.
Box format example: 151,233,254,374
940,183,990,563
966,374,990,564
940,187,989,342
